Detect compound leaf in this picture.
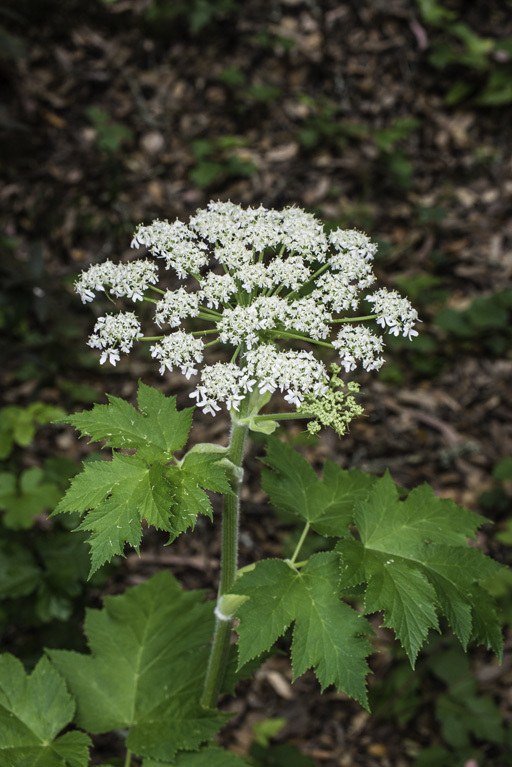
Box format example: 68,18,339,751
0,654,91,766
63,381,193,461
48,571,228,763
54,383,230,573
338,472,504,664
167,452,235,538
232,552,372,708
261,438,375,535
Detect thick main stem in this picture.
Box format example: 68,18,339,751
201,408,249,708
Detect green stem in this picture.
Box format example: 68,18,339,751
201,403,249,708
289,522,310,566
248,412,313,423
198,307,223,319
331,314,378,323
124,749,132,767
267,329,334,349
192,327,218,335
286,261,330,301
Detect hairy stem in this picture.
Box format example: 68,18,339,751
201,405,249,708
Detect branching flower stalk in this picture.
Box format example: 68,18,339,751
74,201,420,707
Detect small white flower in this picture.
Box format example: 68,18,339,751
154,288,200,328
132,219,208,278
150,331,204,377
266,255,310,291
333,325,385,372
88,312,143,366
199,272,237,309
284,298,332,340
75,260,158,304
366,288,420,339
100,348,120,366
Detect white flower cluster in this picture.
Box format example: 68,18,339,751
131,219,208,278
333,325,385,372
154,288,200,328
88,312,143,366
366,288,419,340
245,345,329,406
191,345,329,414
75,260,158,303
77,201,419,420
150,332,204,379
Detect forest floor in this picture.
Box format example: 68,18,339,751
1,0,512,765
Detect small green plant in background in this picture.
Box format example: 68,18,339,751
216,67,283,110
100,0,239,34
0,402,65,459
296,96,420,188
0,406,110,653
189,136,258,188
414,0,512,105
372,118,421,189
434,289,512,356
296,94,366,150
85,106,134,155
372,640,508,766
144,0,238,33
249,718,315,766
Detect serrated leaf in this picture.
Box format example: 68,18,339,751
0,654,91,766
232,552,372,707
261,438,375,534
337,472,504,664
261,439,319,521
48,571,228,762
166,452,234,538
64,381,193,461
54,383,231,572
311,462,377,537
57,453,175,574
181,452,234,496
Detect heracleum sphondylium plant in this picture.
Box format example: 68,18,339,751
3,202,503,767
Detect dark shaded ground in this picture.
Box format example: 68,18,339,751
1,1,511,765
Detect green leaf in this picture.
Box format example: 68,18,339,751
492,455,512,481
180,452,234,496
57,453,175,574
261,438,375,534
0,654,91,766
429,648,504,749
232,553,372,708
64,381,193,461
247,417,278,435
166,451,234,540
0,468,62,529
337,472,504,664
0,539,41,599
48,571,228,763
54,383,230,572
